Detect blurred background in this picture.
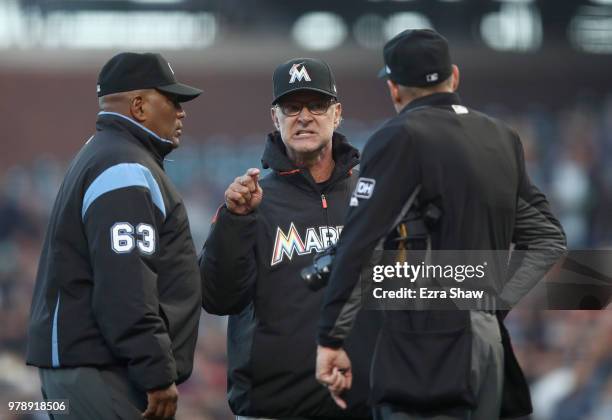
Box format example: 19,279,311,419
1,0,611,419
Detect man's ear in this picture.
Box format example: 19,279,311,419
130,94,146,123
270,107,281,130
386,80,401,106
451,64,460,92
333,102,342,129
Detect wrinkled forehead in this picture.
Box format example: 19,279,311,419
276,90,334,104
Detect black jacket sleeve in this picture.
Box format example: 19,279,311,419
84,186,175,391
501,136,567,305
319,126,420,348
199,205,258,315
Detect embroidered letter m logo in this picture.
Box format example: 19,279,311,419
289,64,311,83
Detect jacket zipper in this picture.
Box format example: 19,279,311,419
321,193,331,228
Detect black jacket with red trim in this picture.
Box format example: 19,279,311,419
200,131,379,418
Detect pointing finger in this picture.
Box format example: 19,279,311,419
246,168,260,178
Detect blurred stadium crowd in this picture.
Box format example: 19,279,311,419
1,95,611,419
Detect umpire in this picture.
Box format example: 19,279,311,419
316,30,567,420
27,52,203,420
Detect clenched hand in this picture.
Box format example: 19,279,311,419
142,383,178,420
315,345,353,409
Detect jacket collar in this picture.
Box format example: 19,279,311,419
261,131,359,192
400,92,463,115
95,112,175,165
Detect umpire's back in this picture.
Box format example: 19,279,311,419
372,29,565,418
405,94,521,251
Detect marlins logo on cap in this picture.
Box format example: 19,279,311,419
272,57,338,104
289,63,311,84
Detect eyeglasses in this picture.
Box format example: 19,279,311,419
276,99,336,116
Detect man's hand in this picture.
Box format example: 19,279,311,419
142,383,178,420
225,168,263,215
316,345,352,409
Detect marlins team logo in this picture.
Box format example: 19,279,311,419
289,63,311,84
271,222,343,266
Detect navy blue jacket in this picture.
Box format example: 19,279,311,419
27,112,201,392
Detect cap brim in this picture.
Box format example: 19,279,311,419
377,67,389,79
157,82,203,103
272,87,337,104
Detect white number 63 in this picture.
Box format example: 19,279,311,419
111,222,156,254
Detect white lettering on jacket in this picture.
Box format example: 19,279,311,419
271,222,343,266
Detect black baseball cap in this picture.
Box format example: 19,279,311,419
378,29,452,87
97,52,202,102
272,58,337,104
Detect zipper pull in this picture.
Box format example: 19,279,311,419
321,194,328,209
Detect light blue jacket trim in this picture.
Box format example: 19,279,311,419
51,293,60,368
98,111,174,145
81,163,166,220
